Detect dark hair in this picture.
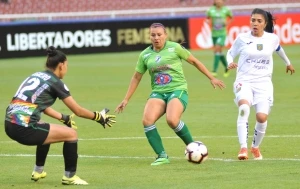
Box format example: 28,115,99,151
45,46,67,69
251,8,276,33
150,23,166,33
213,0,225,7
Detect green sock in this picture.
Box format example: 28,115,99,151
220,54,228,72
174,121,194,145
213,53,221,72
144,125,166,157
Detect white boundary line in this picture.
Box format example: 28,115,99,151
1,135,300,143
0,154,300,162
1,135,300,162
77,135,300,141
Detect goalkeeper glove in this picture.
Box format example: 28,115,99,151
93,108,116,128
60,114,78,130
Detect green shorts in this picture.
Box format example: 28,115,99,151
148,90,188,111
212,35,226,46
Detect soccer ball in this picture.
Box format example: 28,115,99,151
185,141,208,164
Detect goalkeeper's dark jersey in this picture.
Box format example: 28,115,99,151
5,70,70,127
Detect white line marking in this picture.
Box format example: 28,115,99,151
79,135,300,140
1,135,300,143
0,154,299,162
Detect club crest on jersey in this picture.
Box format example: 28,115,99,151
257,44,263,51
155,55,161,63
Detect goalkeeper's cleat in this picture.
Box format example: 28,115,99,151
251,147,263,160
62,175,88,185
31,171,47,181
151,157,170,166
238,147,248,160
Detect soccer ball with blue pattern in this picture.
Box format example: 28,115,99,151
185,141,208,164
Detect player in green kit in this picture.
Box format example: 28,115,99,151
115,23,225,165
206,0,233,77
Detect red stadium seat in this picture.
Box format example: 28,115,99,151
0,0,298,18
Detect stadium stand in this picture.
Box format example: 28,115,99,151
0,0,299,21
1,0,299,13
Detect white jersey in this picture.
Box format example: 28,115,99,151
227,31,280,83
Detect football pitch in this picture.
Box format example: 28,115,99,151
0,45,299,189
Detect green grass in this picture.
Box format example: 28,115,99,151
0,45,299,189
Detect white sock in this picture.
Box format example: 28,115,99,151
237,104,250,148
252,121,267,148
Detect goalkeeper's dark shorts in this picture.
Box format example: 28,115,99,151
148,90,188,111
5,121,50,146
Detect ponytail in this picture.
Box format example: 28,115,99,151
265,11,275,33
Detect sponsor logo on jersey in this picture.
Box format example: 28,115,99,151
246,59,269,64
7,100,38,127
257,44,263,51
151,64,171,73
154,73,172,85
168,47,175,52
31,84,49,103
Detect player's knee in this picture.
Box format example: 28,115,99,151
238,104,250,119
256,113,268,123
166,116,179,128
68,129,78,141
142,117,155,126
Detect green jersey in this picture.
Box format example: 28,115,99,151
206,6,232,37
5,70,70,127
135,41,190,93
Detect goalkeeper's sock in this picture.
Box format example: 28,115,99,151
173,120,193,145
65,171,76,178
63,141,78,178
33,165,44,174
213,53,221,72
35,144,50,167
252,121,267,148
144,125,166,156
237,104,250,148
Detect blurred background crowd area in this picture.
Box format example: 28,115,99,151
0,0,299,21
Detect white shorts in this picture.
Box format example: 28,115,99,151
233,81,273,114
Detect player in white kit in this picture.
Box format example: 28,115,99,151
226,8,295,160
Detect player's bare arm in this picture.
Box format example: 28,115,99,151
44,107,63,119
62,96,95,119
186,54,225,89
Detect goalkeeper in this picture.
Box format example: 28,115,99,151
4,46,116,185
